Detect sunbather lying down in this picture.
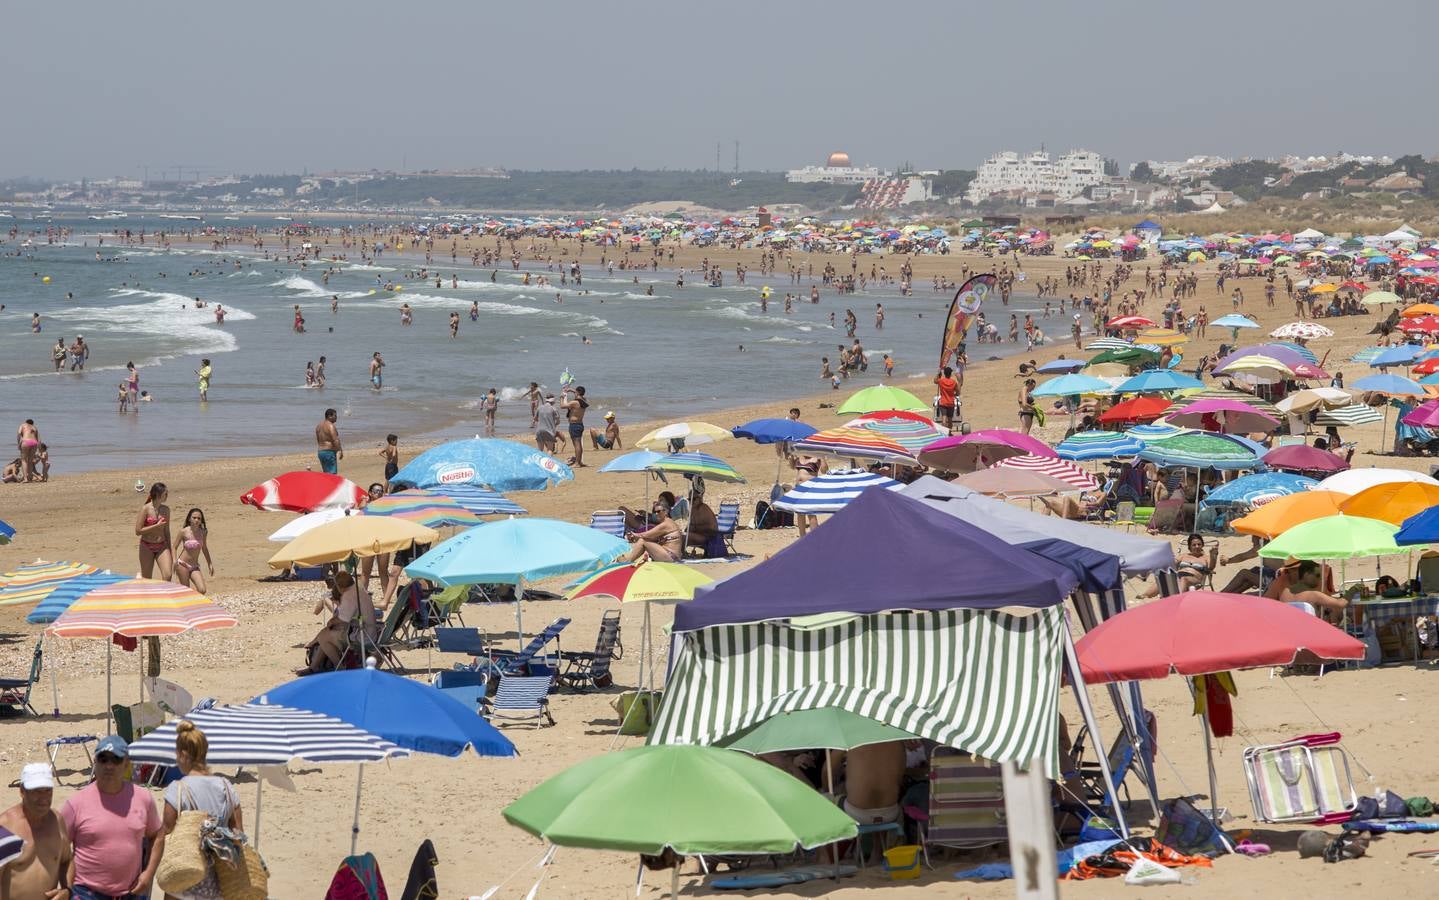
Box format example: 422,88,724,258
621,499,683,563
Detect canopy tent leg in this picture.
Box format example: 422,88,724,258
1062,625,1129,838
670,865,679,898
1000,761,1060,900
350,763,365,856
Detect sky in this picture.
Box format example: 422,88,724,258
7,1,1430,180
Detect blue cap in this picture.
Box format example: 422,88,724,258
95,735,129,759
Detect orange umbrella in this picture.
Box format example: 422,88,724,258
1338,481,1439,526
1231,490,1347,540
1401,303,1439,318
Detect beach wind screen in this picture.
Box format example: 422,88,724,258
939,273,995,367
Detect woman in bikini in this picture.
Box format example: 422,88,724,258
135,482,173,580
620,498,684,563
173,507,214,593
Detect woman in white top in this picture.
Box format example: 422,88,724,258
162,721,242,900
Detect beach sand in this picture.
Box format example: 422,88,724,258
2,241,1436,897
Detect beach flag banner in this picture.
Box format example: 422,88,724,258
649,606,1066,777
939,273,996,367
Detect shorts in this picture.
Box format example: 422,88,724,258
568,422,584,440
371,375,382,388
317,449,338,474
936,404,955,417
384,461,398,480
536,430,554,445
842,799,901,825
596,436,613,449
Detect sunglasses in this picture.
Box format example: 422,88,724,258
96,754,125,765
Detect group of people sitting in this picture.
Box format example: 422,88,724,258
617,486,720,562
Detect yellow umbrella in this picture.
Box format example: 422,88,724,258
1363,291,1403,306
1135,327,1188,346
636,421,732,451
1082,362,1130,378
268,516,438,568
1402,303,1439,318
1231,491,1347,540
1308,283,1338,294
1338,482,1439,526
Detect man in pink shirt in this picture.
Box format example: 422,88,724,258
59,736,165,900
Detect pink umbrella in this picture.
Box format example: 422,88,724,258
1402,399,1439,428
1167,399,1280,434
1263,444,1350,474
918,430,1055,473
992,454,1099,490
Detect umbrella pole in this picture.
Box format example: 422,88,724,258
515,577,525,652
254,779,264,852
47,633,58,717
670,865,680,899
106,641,113,734
350,763,365,856
1195,678,1221,824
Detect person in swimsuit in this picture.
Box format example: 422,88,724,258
482,389,498,435
562,385,589,467
125,362,139,408
196,358,211,401
172,508,214,593
134,483,173,580
16,419,41,483
589,411,621,450
369,352,385,391
620,498,683,563
380,434,400,482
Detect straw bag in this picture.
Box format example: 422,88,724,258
212,842,268,900
157,783,210,894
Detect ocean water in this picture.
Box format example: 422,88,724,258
0,214,1054,474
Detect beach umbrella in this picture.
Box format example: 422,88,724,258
567,560,712,605
1314,405,1383,428
992,454,1098,491
428,484,526,517
1166,399,1279,434
362,489,482,528
954,468,1075,498
636,421,732,451
1031,373,1113,398
1276,388,1353,415
918,429,1055,473
1216,346,1327,380
0,560,102,607
389,438,572,493
1214,355,1294,384
257,661,517,854
835,385,928,415
1098,396,1172,425
1270,322,1334,340
1083,362,1132,379
1137,433,1259,470
1366,345,1424,368
1263,444,1349,475
772,469,903,514
792,427,916,465
1402,303,1439,318
1089,346,1160,366
268,516,437,568
1186,387,1281,417
1397,506,1439,545
1399,316,1439,336
848,410,937,426
1259,515,1407,560
0,519,12,545
1084,337,1134,352
1362,291,1403,306
730,418,817,444
266,508,350,543
647,452,747,483
1037,358,1086,374
1231,491,1348,540
1106,315,1155,329
1202,472,1317,509
1267,342,1321,364
240,471,368,513
845,416,948,454
1339,481,1439,526
598,449,668,473
1402,400,1439,428
1055,430,1145,461
1135,327,1187,347
1210,314,1259,338
721,706,915,756
1319,467,1439,496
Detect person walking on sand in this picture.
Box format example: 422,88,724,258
525,382,541,426
380,433,399,482
0,763,72,900
62,736,165,900
933,368,958,434
161,721,242,900
316,408,343,474
172,508,214,594
535,393,560,454
562,386,590,467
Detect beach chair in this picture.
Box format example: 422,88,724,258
474,617,571,679
910,747,1007,867
433,668,489,713
1111,500,1138,531
426,584,467,627
435,627,489,658
559,610,622,691
480,674,555,728
370,598,414,671
713,502,741,556
589,510,626,540
45,736,96,783
0,641,42,717
1243,732,1358,824
1071,711,1157,811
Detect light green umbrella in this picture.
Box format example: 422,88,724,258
504,745,857,893
721,707,916,754
1362,290,1403,307
1259,514,1405,559
836,384,929,415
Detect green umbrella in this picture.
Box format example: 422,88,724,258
504,745,857,865
1259,514,1406,560
1089,346,1159,366
721,707,916,754
1362,290,1402,307
836,384,929,415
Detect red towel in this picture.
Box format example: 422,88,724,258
111,634,137,653
1203,674,1234,738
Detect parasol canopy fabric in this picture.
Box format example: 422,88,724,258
241,472,367,513
566,560,713,604
954,468,1076,498
1338,481,1439,526
1258,514,1407,560
47,578,238,638
1263,444,1350,474
730,418,817,445
1098,396,1172,425
636,422,732,451
772,469,903,514
792,427,916,465
835,385,928,415
129,704,409,766
1202,472,1318,509
918,429,1055,472
0,560,102,607
1136,433,1259,470
1055,430,1146,461
1231,490,1348,539
267,508,349,543
1319,467,1439,496
647,452,747,483
361,489,483,528
1166,399,1279,434
404,517,628,586
720,707,916,755
991,454,1099,491
268,516,437,568
389,438,572,493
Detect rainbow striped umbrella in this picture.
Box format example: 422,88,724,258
0,560,102,607
843,416,947,454
362,489,483,528
992,454,1099,491
646,452,747,483
47,578,238,638
792,426,918,465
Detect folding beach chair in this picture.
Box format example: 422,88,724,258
910,747,1007,867
480,674,555,728
435,627,489,658
0,641,42,717
433,668,489,713
713,502,741,556
426,584,467,627
1071,710,1157,811
559,610,622,691
1111,500,1138,532
370,598,414,671
589,510,626,540
1244,732,1358,824
472,617,571,679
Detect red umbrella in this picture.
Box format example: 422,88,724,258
1097,396,1172,425
1414,357,1439,376
1263,444,1350,474
1106,315,1155,329
240,471,368,513
1399,315,1439,334
1167,399,1279,433
850,409,937,426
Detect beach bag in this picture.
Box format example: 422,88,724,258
157,783,211,894
213,841,268,900
1154,797,1233,857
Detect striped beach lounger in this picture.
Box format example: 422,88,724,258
921,747,1007,857
1244,733,1357,824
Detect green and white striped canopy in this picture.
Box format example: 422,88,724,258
649,607,1065,777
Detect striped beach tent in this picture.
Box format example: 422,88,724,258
772,470,902,514
649,607,1067,776
128,704,408,766
992,455,1100,491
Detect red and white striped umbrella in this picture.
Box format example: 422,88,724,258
47,578,238,638
1106,315,1156,329
241,471,368,513
992,454,1099,491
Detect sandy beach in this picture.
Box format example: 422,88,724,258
4,240,1438,898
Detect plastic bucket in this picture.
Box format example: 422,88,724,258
882,845,921,880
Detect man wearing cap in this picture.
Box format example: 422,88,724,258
0,763,71,900
588,412,622,452
534,393,560,455
59,737,164,900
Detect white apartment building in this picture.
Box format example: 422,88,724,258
1132,155,1229,181
966,149,1107,203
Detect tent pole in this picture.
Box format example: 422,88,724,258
1062,625,1128,838
670,865,679,899
350,763,365,856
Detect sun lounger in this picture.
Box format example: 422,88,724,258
0,641,42,717
711,864,857,890
589,510,626,540
1244,732,1357,824
559,609,622,691
480,674,555,728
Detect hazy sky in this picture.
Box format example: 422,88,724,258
9,1,1429,179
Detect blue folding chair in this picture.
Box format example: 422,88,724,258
468,617,571,680
481,674,555,728
589,510,626,540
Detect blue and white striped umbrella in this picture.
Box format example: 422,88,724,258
1085,337,1134,351
0,827,20,870
26,572,129,625
428,484,526,516
0,518,13,545
772,469,902,514
1054,431,1145,461
1202,472,1317,508
128,703,408,766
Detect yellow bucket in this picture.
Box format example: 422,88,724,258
882,844,922,880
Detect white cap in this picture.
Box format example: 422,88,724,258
20,762,53,790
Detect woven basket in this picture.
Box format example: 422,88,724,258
156,810,208,893
214,844,269,900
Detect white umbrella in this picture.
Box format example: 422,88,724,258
267,508,350,543
1318,468,1439,496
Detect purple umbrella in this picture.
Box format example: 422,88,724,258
1215,346,1328,380
1167,399,1280,434
918,430,1056,473
1402,400,1439,428
1263,444,1350,474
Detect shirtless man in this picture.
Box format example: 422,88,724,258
0,763,71,900
589,412,622,451
562,386,589,467
15,421,40,484
839,740,906,831
316,408,342,474
369,352,385,391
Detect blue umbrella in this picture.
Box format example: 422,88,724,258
390,438,573,492
0,519,12,545
255,661,516,853
1398,506,1439,546
1037,359,1086,374
26,572,129,625
1350,347,1384,364
599,450,669,473
428,484,526,516
1054,431,1145,461
1352,373,1426,395
1032,373,1114,398
1368,345,1424,368
1202,472,1317,508
1210,314,1259,330
731,418,818,444
1115,370,1204,394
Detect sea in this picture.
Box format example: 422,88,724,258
0,213,1055,474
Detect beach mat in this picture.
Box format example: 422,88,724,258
1344,820,1439,833
686,554,753,565
711,864,857,890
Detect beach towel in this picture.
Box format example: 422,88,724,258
399,839,438,900
1192,672,1236,738
1064,839,1213,881
325,853,388,900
